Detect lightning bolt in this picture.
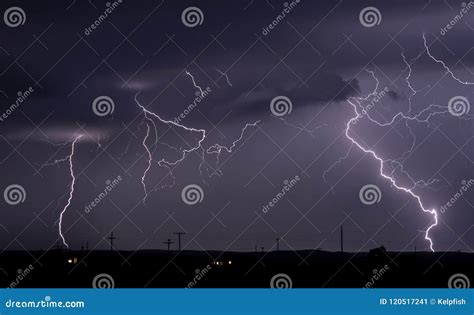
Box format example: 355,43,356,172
328,34,474,252
215,67,233,87
423,33,474,86
345,89,438,252
206,121,260,176
57,135,82,248
185,70,205,96
134,70,259,198
141,123,152,202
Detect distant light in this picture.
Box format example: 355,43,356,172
67,259,72,264
228,260,232,265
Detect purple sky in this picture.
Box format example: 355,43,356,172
0,0,473,253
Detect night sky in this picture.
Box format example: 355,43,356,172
0,0,473,253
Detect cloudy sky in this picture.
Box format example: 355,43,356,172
0,0,473,253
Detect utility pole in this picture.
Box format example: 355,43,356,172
275,238,280,252
173,232,186,251
261,247,264,253
107,232,117,251
163,239,174,253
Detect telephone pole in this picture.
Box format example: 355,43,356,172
173,232,186,251
275,238,280,252
163,239,174,253
107,232,117,251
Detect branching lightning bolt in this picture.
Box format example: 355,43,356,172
327,34,474,252
345,87,439,251
134,70,259,199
